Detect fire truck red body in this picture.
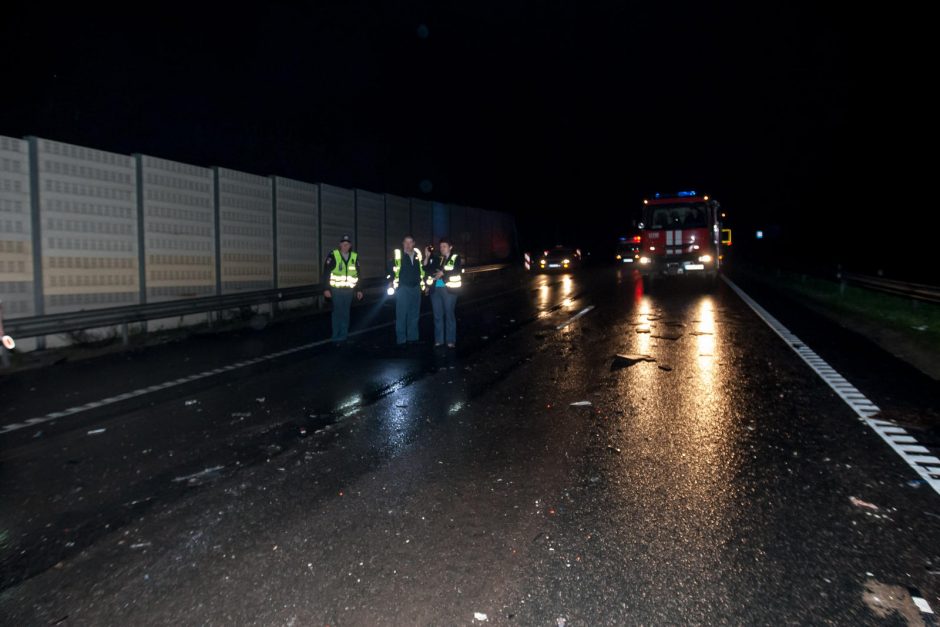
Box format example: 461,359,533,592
637,191,722,284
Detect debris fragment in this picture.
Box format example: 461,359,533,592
473,612,488,622
184,400,199,406
569,401,592,407
658,365,673,371
635,325,651,333
611,353,655,370
231,412,251,418
849,496,879,511
255,397,266,403
173,466,224,484
650,333,682,341
130,542,152,549
87,428,106,435
607,445,621,454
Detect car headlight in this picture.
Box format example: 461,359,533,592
615,254,622,260
639,256,651,265
698,254,712,263
562,258,570,264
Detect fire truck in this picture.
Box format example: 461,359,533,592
637,191,726,286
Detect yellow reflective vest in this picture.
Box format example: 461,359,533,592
329,250,359,288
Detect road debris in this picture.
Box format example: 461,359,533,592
473,612,488,621
849,496,879,511
87,428,106,435
635,325,651,333
184,400,199,406
173,466,225,485
611,353,656,370
569,401,592,407
658,365,673,371
256,397,266,403
650,333,682,341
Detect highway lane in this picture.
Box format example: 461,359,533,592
1,268,938,624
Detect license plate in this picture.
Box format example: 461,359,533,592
685,264,705,270
548,264,560,268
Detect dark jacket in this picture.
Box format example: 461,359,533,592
425,252,464,293
388,249,423,288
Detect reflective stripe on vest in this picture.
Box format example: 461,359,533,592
392,248,424,288
330,250,359,288
444,253,461,288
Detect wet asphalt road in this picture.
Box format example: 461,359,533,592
1,269,939,625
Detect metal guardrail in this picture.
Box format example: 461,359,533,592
1,263,513,345
840,272,940,304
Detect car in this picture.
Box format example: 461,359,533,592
615,235,641,264
536,245,582,272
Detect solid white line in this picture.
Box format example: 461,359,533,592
722,276,940,496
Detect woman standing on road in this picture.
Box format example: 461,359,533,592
425,237,463,348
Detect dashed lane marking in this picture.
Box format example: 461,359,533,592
723,276,940,496
555,305,595,330
1,281,582,437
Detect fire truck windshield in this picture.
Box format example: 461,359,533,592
647,203,708,229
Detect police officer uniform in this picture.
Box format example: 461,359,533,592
323,235,362,344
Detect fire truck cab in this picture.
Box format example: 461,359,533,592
637,191,722,285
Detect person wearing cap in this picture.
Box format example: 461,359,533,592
323,235,363,345
387,235,425,345
424,237,463,347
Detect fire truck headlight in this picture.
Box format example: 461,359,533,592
698,254,713,263
639,256,651,265
387,287,396,296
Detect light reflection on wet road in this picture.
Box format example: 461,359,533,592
1,268,939,624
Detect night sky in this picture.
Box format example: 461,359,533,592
1,2,928,275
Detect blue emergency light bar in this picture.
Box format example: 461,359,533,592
653,190,698,199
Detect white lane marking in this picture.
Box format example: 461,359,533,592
555,306,595,330
723,276,940,496
1,282,552,437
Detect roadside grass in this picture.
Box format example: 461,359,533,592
738,265,940,355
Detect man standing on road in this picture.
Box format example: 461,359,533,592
425,237,463,348
387,235,425,346
323,235,363,346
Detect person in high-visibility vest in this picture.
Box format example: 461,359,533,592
425,237,463,347
386,235,425,346
323,234,363,345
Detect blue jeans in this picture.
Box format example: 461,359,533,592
330,288,354,341
431,289,458,345
395,285,421,344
